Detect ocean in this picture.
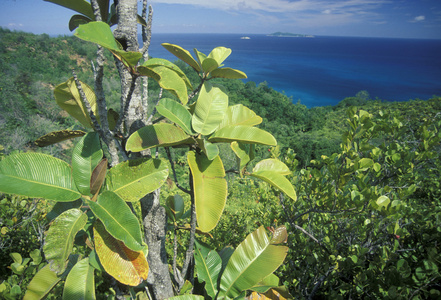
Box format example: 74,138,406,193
147,33,441,107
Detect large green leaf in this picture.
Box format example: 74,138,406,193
23,264,61,300
0,153,81,201
126,123,193,152
162,43,201,72
194,240,222,299
34,130,86,147
208,46,232,66
138,64,189,104
210,67,247,79
209,125,277,146
88,191,143,251
72,132,103,195
69,14,92,31
250,171,296,201
156,98,194,135
106,158,169,202
219,226,288,298
93,220,149,286
62,258,95,300
188,151,227,232
192,82,228,135
217,104,262,130
201,58,219,74
44,0,94,19
165,194,185,222
252,159,291,176
44,209,87,274
75,22,142,69
142,58,192,89
54,77,98,129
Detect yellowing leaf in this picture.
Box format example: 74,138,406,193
93,220,148,286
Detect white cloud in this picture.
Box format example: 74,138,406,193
411,15,426,22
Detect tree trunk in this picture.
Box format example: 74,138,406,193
114,1,174,298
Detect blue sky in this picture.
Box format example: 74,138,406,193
1,0,440,39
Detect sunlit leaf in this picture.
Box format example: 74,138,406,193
188,151,227,232
208,46,232,66
196,138,219,160
138,64,189,104
270,226,288,245
219,226,288,298
72,132,103,195
192,82,228,135
210,67,247,79
62,258,95,300
162,43,201,72
44,209,87,274
126,124,193,152
250,171,296,201
253,159,291,176
143,58,192,89
201,57,219,74
54,77,99,129
93,220,149,286
88,191,143,251
23,264,61,300
156,98,194,134
209,125,277,146
106,158,168,202
33,130,86,147
217,104,262,130
0,153,81,201
231,142,255,173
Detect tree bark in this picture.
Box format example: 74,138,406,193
114,1,174,298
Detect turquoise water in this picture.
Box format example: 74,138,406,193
147,34,441,107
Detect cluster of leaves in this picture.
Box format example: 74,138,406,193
276,104,441,298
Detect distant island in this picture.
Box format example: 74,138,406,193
268,32,315,38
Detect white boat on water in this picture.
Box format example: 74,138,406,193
240,36,251,40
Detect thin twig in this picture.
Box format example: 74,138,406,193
165,147,191,195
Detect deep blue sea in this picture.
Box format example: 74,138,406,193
147,34,441,107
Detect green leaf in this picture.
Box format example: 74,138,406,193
252,159,291,175
75,21,120,50
34,130,86,147
46,199,83,223
194,240,222,299
167,296,204,300
188,151,227,232
209,125,277,146
72,132,103,195
156,98,194,135
217,105,262,130
376,195,390,208
63,258,95,300
126,124,193,152
162,43,201,72
69,14,92,31
88,191,143,251
10,253,22,264
0,153,81,201
196,138,219,161
138,64,189,105
201,58,219,74
23,264,61,300
358,158,374,169
250,171,296,201
210,68,247,79
193,49,207,69
54,77,98,129
93,220,149,286
192,82,228,135
106,158,169,202
219,226,288,298
208,46,232,66
44,0,94,19
143,58,192,89
44,208,87,274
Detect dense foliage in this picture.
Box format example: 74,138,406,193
1,22,440,299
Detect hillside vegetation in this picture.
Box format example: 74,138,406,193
1,27,440,299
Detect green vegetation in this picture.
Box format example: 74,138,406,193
0,1,440,299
